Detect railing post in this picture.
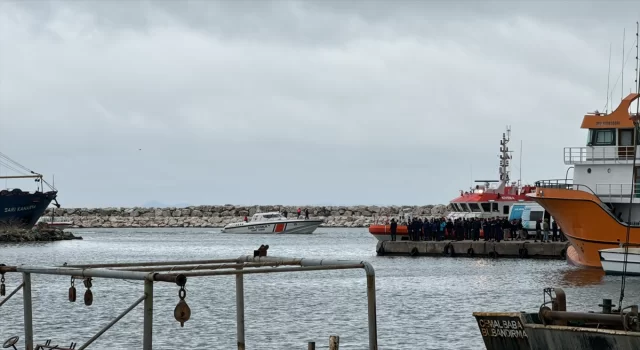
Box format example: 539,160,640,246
236,267,245,350
143,279,153,350
23,272,33,350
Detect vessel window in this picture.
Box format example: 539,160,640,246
492,203,498,212
468,203,481,212
503,205,509,215
591,129,615,146
530,211,543,222
480,203,490,212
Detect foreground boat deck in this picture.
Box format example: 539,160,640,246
376,240,570,260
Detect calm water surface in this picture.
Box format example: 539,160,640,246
1,228,639,350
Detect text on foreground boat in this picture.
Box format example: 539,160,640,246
0,249,378,350
473,287,640,350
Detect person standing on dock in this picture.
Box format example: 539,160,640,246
304,208,309,220
282,209,288,218
517,219,525,240
423,219,432,241
472,218,481,241
551,219,558,242
542,219,550,243
390,218,397,241
297,208,301,219
534,219,542,242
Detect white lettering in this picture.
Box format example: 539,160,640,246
477,317,528,339
4,205,37,213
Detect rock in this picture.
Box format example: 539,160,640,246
0,224,82,243
42,204,451,228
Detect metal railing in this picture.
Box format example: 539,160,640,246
0,253,378,350
564,146,639,165
595,183,640,202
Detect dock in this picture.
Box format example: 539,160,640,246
376,240,570,259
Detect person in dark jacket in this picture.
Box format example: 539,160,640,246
390,219,397,241
552,220,558,241
535,219,542,242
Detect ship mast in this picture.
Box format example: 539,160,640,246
498,126,512,191
619,21,640,310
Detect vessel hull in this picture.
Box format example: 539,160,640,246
221,220,323,234
529,187,640,268
474,312,640,350
0,191,56,228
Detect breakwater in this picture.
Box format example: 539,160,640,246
43,204,452,228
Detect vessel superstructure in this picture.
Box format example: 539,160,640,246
530,93,640,268
369,127,536,241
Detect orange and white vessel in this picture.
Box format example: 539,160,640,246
530,93,640,268
368,127,536,241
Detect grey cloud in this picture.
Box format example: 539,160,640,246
0,0,639,207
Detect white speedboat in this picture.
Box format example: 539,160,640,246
221,212,323,234
599,247,640,276
36,216,74,230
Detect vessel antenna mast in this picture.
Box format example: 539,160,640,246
606,43,612,113
519,140,523,186
619,21,640,310
499,126,512,184
622,27,626,101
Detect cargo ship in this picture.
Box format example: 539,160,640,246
368,127,536,241
530,92,640,268
0,153,59,228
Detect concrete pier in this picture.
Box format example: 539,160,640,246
376,240,570,260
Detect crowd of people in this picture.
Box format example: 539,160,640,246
388,216,567,242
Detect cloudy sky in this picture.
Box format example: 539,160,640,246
1,0,639,208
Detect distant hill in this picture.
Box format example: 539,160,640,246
142,200,193,208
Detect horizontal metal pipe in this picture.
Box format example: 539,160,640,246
63,258,239,269
0,282,24,307
118,261,300,272
238,256,376,276
15,266,161,282
544,310,626,324
155,264,364,279
77,294,146,350
0,266,17,274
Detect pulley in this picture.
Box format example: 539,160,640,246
174,286,191,327
83,277,93,306
69,277,76,302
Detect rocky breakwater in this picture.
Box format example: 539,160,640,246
44,205,452,229
0,223,82,243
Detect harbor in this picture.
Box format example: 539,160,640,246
2,2,640,349
376,240,569,259
2,227,636,349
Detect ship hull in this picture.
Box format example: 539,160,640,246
474,312,640,350
528,187,640,269
221,219,323,234
0,191,57,228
